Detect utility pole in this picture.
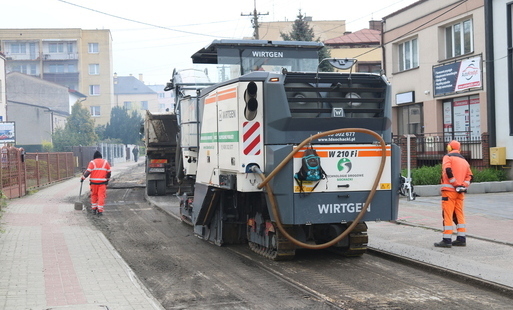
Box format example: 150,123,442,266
241,0,268,40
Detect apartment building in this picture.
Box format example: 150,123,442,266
383,0,486,141
0,28,114,125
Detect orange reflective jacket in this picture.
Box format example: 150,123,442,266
86,158,111,185
441,150,472,192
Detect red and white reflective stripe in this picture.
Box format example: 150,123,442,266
242,121,261,155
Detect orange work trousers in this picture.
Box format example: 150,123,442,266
441,190,466,239
90,184,107,212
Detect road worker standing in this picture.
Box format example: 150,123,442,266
81,150,111,216
434,140,473,248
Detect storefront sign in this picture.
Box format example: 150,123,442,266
433,56,482,96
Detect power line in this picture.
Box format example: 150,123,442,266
57,0,228,38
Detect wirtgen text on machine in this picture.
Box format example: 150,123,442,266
317,203,370,214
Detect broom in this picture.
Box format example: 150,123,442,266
74,181,84,211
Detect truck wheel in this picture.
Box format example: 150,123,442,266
147,180,157,196
156,180,166,196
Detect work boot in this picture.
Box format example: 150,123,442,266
452,236,466,247
97,211,103,216
91,208,97,215
434,238,452,248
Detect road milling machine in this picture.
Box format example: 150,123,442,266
164,40,400,260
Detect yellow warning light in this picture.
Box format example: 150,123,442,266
269,77,280,82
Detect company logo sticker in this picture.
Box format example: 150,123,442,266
337,158,352,173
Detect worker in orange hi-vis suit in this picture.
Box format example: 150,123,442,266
81,151,111,216
434,140,473,248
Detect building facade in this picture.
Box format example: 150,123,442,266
324,21,382,73
0,52,6,122
258,18,346,42
6,72,83,151
486,0,513,167
383,0,486,142
0,28,114,125
147,84,175,112
114,74,159,116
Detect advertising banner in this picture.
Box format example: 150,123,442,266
0,122,15,144
433,56,482,96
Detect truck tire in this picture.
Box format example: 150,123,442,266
147,180,157,196
156,180,166,196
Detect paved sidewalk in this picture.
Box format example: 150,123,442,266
367,192,513,289
0,160,164,310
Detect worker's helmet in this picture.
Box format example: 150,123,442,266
447,140,460,152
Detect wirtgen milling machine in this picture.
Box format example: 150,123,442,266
165,40,400,260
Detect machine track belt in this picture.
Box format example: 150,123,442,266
329,222,368,257
248,225,296,261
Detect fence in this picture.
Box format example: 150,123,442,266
24,152,75,190
393,132,490,171
1,143,132,199
0,146,75,199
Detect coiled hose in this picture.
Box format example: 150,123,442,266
252,128,387,250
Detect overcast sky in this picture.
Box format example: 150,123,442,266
2,0,418,85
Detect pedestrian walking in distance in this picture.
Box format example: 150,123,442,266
434,140,473,248
81,151,111,216
132,146,139,162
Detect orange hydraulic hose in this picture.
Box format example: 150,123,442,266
253,128,387,250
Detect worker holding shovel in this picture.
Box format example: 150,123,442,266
81,151,111,216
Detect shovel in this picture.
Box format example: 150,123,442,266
74,181,84,211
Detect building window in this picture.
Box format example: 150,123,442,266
140,101,148,110
68,64,75,72
398,38,418,71
88,43,99,53
397,103,423,135
124,101,132,109
67,42,74,53
90,106,101,116
49,64,65,73
30,64,37,75
11,43,26,54
89,64,100,75
49,43,64,53
158,93,165,98
89,85,100,96
445,19,473,59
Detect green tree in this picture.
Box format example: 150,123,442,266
104,107,142,145
52,101,98,151
280,10,333,72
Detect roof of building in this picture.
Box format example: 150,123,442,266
114,76,156,95
324,28,381,45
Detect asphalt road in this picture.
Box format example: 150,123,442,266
85,164,513,310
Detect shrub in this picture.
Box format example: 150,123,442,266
403,165,508,185
472,167,507,182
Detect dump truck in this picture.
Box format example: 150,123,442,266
143,110,179,196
